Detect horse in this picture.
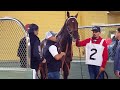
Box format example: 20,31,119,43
55,11,79,79
39,11,80,79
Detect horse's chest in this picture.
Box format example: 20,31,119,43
66,45,72,55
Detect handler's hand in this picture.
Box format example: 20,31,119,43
42,59,46,63
99,67,105,72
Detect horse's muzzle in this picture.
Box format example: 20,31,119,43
72,38,76,42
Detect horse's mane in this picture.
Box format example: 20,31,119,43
57,19,68,37
57,16,75,36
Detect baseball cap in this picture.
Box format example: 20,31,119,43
91,26,101,32
25,24,30,31
45,31,57,39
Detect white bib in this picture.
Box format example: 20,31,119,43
85,39,105,66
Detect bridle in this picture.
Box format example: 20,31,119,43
66,16,78,38
56,16,78,48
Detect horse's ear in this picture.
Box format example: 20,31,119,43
75,13,78,18
67,11,70,18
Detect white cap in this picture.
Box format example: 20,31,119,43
45,31,57,39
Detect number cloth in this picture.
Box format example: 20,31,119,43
85,39,104,66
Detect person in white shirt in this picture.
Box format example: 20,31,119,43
43,31,65,79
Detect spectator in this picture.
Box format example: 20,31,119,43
17,24,30,68
114,28,120,78
28,24,45,73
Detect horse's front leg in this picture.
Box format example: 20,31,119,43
63,61,71,79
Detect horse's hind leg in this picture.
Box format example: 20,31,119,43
40,63,48,79
63,62,70,79
39,64,44,79
43,63,48,79
40,69,44,79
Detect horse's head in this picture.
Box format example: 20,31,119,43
56,11,80,49
65,11,79,41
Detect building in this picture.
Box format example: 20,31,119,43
0,11,120,60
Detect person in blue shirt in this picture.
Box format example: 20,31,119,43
114,28,120,78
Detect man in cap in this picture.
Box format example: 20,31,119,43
76,26,108,79
43,31,66,79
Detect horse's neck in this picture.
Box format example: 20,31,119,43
60,34,72,51
57,22,67,36
57,22,72,53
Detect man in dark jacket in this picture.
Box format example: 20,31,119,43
43,31,66,79
28,24,45,73
17,24,30,68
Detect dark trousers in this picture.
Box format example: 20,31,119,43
88,65,104,79
20,57,27,68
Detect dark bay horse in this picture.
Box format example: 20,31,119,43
56,12,79,79
39,11,79,79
